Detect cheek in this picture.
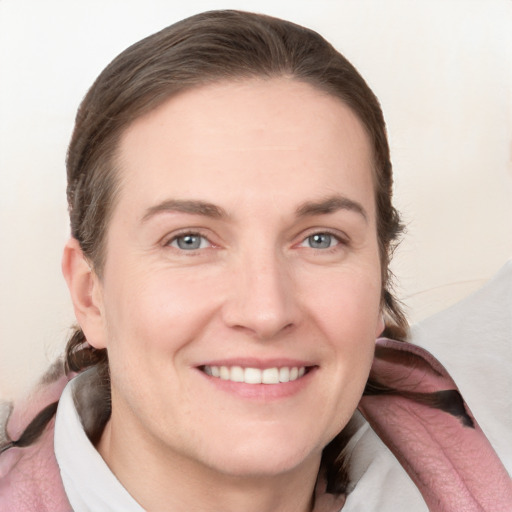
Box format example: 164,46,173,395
306,264,382,337
102,268,219,357
310,266,380,403
100,269,221,416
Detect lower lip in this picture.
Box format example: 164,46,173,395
197,367,317,400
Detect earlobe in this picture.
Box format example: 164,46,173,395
375,312,385,338
62,238,107,349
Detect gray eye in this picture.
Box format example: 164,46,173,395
172,234,206,250
307,233,333,249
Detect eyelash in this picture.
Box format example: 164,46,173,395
166,231,213,252
297,230,348,252
164,229,348,254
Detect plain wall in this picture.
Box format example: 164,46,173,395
1,0,511,399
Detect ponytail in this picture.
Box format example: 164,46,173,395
0,325,110,454
65,326,109,375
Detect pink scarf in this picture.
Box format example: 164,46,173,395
1,339,511,511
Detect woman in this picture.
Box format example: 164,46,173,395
1,10,510,512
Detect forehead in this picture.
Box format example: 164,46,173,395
114,78,375,219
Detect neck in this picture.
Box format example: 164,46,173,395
97,416,322,512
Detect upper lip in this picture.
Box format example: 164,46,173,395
194,357,317,369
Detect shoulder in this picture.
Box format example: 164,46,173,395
356,261,512,511
410,260,512,470
0,360,72,512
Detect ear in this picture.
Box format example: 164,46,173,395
375,312,385,338
62,238,108,349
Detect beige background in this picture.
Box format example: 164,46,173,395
1,0,511,399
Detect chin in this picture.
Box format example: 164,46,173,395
198,434,325,479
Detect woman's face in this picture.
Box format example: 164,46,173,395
86,78,383,478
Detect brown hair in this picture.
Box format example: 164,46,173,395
6,10,407,495
66,8,406,366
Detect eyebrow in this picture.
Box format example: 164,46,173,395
295,195,368,222
141,199,227,222
141,194,368,223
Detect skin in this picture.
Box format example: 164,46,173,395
63,78,384,512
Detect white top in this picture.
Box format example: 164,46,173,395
54,376,145,512
53,373,426,512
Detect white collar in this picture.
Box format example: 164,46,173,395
53,373,424,512
54,374,144,512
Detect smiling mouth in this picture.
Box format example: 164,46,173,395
200,365,313,384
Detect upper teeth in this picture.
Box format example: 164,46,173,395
203,365,306,384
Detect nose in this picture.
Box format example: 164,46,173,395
221,249,300,340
